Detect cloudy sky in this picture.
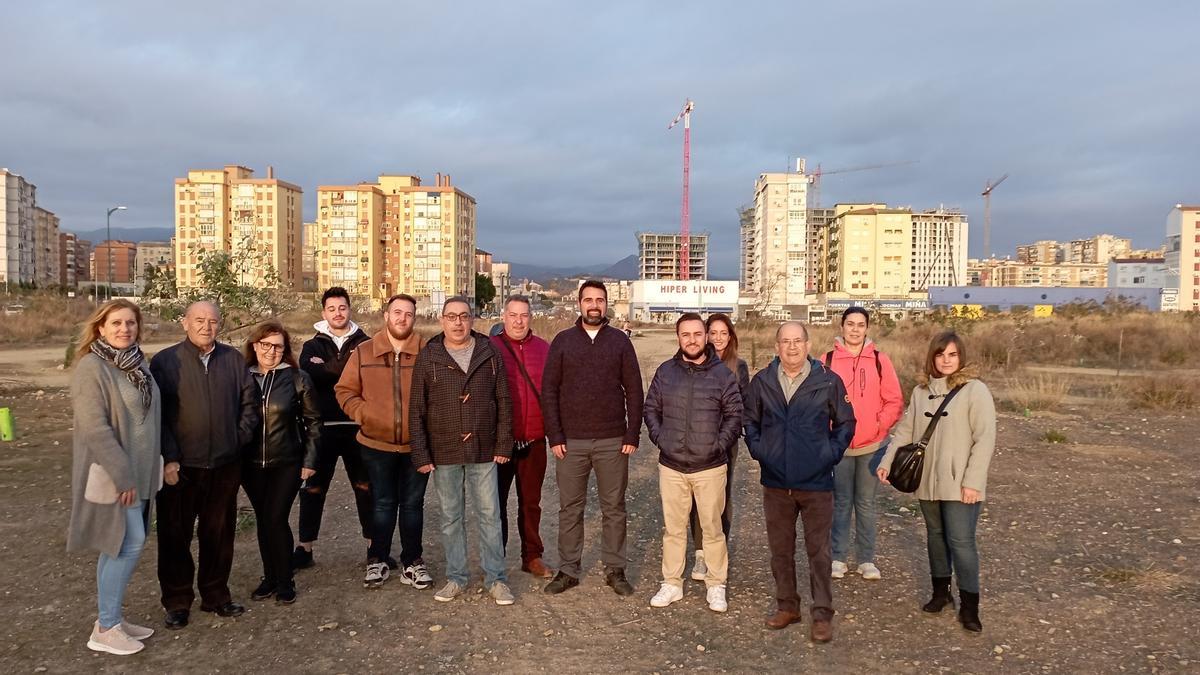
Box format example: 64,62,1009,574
3,1,1197,276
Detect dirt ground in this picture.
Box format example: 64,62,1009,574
0,328,1197,673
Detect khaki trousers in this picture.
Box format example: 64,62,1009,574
659,464,728,587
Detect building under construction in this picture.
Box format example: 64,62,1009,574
637,231,708,280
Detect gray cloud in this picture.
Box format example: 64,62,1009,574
2,0,1197,278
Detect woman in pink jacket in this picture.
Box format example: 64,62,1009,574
824,308,903,580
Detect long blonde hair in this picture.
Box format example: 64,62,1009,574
75,299,144,364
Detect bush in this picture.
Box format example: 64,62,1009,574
1041,429,1068,444
1123,376,1198,409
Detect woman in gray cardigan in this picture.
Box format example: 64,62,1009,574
877,331,996,633
67,299,162,656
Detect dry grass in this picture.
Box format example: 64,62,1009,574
1092,562,1185,593
1120,375,1199,409
1002,374,1072,411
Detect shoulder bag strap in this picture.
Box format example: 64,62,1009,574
497,336,541,404
916,384,965,448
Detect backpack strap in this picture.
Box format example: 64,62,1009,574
824,350,833,368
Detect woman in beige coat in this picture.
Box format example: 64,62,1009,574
877,331,995,632
67,299,162,655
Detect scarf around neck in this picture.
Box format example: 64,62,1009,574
90,339,152,410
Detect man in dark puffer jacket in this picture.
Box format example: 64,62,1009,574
643,313,742,614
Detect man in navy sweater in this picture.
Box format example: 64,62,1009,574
541,280,644,596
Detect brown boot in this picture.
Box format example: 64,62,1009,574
522,558,554,579
810,619,833,643
765,610,802,630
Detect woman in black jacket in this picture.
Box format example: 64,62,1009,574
242,321,321,604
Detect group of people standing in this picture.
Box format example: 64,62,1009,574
67,280,996,657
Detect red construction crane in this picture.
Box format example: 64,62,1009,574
981,173,1008,259
668,99,695,280
806,159,919,209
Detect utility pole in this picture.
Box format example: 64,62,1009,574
668,99,694,281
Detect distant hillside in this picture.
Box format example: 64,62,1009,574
64,226,174,244
508,254,638,285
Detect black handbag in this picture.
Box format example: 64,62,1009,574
888,385,964,493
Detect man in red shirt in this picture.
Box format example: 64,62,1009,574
490,294,553,578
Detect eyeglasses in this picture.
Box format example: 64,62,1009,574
255,341,284,353
442,313,472,323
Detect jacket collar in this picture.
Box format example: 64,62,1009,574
369,329,422,358
500,328,537,345
314,320,365,343
574,316,610,332
249,362,292,375
831,336,876,357
179,338,222,359
763,356,827,394
672,342,720,370
427,332,493,371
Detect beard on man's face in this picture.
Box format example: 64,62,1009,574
582,309,605,326
387,323,413,341
682,343,706,360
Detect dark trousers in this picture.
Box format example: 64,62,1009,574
156,462,241,611
298,425,373,543
763,486,834,621
690,446,736,550
242,462,300,589
497,438,547,564
555,437,628,578
362,448,428,566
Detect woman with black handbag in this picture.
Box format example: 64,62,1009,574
877,331,996,632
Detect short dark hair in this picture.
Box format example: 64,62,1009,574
443,295,472,314
504,294,531,311
841,307,870,326
384,293,417,312
243,320,297,369
675,312,705,333
578,280,607,301
322,286,351,307
924,331,967,379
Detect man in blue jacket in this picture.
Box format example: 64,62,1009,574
744,321,855,644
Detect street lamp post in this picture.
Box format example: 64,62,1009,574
105,206,127,300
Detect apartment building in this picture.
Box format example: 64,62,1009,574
806,207,836,293
968,259,1108,287
300,221,318,292
59,233,91,286
1,168,37,285
910,207,968,290
92,240,138,285
174,165,304,289
1066,234,1131,264
1166,204,1200,311
825,204,912,296
1017,240,1063,264
636,231,708,280
135,240,173,292
746,168,810,311
314,184,384,298
315,174,477,306
379,174,476,305
33,206,60,287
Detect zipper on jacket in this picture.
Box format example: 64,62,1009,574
260,368,276,468
392,352,402,445
684,363,696,451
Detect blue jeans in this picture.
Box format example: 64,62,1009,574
433,462,507,587
97,501,148,629
362,449,429,566
919,499,982,593
831,443,886,563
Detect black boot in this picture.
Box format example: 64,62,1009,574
922,576,954,613
958,590,982,632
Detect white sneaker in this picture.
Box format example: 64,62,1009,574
120,620,154,641
364,561,390,588
831,560,848,579
649,582,684,608
489,581,515,606
706,585,728,613
691,551,708,581
434,580,464,602
87,622,144,656
858,562,882,580
401,559,434,590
